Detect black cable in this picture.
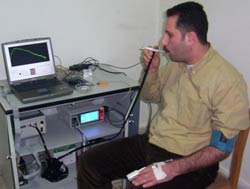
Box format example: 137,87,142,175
69,57,130,76
99,62,141,69
30,124,69,182
30,125,52,159
96,65,127,76
57,52,156,160
104,107,126,128
69,57,98,72
97,51,155,139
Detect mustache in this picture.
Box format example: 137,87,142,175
163,46,169,53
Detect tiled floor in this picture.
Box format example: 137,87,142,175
0,176,7,189
0,176,124,189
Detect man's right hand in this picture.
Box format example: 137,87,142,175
142,46,160,74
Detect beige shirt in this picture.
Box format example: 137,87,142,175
141,47,249,156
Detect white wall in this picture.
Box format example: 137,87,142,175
159,1,250,188
0,0,159,79
0,0,159,141
0,0,160,176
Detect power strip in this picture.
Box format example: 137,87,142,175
19,111,46,138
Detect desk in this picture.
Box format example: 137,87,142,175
0,67,140,189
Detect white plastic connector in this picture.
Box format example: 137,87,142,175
141,46,165,53
126,167,145,181
151,162,167,180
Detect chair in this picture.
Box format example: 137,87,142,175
207,127,250,189
113,121,250,189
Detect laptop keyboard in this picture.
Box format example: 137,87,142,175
13,78,62,92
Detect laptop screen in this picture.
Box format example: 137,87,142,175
2,37,56,85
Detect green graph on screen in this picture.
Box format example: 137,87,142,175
10,47,48,60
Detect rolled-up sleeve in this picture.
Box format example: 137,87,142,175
211,76,249,138
140,63,173,103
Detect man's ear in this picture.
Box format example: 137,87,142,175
184,31,197,45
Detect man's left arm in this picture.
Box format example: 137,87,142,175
164,145,228,179
132,145,229,188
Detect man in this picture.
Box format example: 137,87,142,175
77,2,249,189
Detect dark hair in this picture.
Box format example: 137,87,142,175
166,1,208,45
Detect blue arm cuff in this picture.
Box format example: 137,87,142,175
210,130,237,153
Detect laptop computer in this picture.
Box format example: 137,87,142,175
1,37,73,103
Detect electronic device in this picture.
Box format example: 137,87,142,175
19,110,46,139
65,75,92,86
58,105,105,128
18,154,41,185
1,37,73,103
41,157,68,182
2,38,54,84
69,63,92,71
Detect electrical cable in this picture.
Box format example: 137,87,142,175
69,56,141,76
30,125,69,182
54,55,63,66
29,125,52,160
143,103,152,135
52,55,142,82
96,65,127,76
76,128,90,152
147,103,152,127
10,54,154,180
104,106,126,128
103,51,156,139
99,62,141,69
57,52,156,160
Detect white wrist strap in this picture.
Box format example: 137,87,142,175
151,161,167,180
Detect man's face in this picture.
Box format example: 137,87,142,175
162,15,189,62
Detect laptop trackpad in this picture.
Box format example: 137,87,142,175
37,88,50,94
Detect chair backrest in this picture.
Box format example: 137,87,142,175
208,108,250,189
211,127,250,189
228,127,249,188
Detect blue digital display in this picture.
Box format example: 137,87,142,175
80,110,99,124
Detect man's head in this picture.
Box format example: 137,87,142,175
162,1,209,64
167,1,208,45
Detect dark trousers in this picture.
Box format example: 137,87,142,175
77,134,218,189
